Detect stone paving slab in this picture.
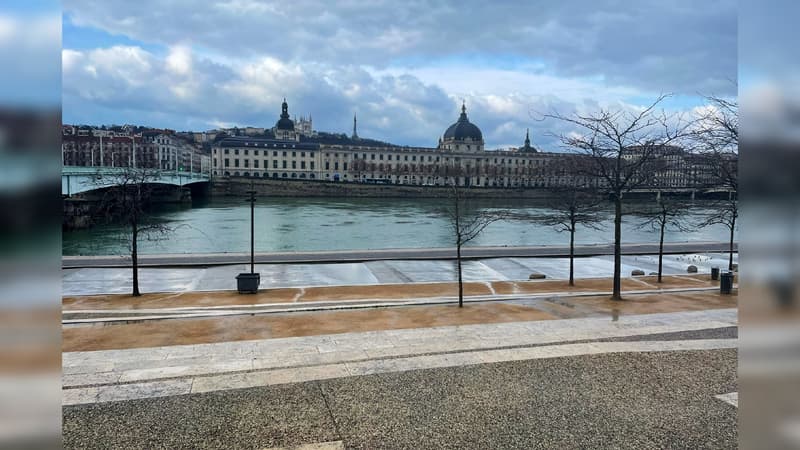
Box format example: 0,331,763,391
62,338,737,406
62,308,736,371
62,309,738,404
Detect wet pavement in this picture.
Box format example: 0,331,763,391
63,252,736,296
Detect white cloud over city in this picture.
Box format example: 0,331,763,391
62,0,737,149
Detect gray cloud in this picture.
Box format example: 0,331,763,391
64,0,736,95
62,0,736,149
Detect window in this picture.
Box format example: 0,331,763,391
301,161,306,169
292,151,296,157
371,154,375,160
273,160,278,169
325,161,330,170
244,160,249,168
282,151,287,157
234,159,240,167
273,151,278,156
404,155,408,161
224,158,229,167
334,162,339,170
254,160,259,168
380,154,384,160
244,149,249,156
343,162,348,171
282,161,287,169
301,152,305,157
292,161,297,169
254,150,259,156
234,149,239,155
310,161,315,170
388,155,392,161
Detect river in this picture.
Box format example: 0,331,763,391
62,197,734,256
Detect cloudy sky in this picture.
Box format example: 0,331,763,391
60,0,737,150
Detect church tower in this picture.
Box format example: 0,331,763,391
520,128,537,152
352,113,359,140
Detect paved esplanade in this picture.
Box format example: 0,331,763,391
63,249,736,296
63,308,738,448
63,308,737,405
62,241,736,268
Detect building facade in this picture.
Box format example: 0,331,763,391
211,100,601,188
62,127,210,173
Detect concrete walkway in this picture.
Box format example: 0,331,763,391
63,251,736,296
63,308,737,406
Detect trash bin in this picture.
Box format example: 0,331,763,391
720,271,734,295
236,272,261,294
711,267,720,281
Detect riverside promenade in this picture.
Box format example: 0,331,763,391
62,244,738,448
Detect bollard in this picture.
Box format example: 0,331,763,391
720,271,734,295
711,267,720,281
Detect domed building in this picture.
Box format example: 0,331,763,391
438,102,484,152
273,98,299,141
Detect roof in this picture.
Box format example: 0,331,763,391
217,136,319,150
443,103,483,141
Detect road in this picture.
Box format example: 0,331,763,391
63,241,737,268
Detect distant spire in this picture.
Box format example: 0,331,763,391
352,112,359,140
524,128,531,148
459,101,468,121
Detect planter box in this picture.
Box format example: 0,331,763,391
236,272,261,294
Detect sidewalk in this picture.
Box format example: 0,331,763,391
63,308,737,406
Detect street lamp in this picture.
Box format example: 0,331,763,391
236,180,260,293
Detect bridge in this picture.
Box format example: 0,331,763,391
62,166,211,196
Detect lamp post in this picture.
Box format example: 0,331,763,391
236,180,260,293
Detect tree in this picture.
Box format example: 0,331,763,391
536,186,605,286
443,184,505,307
95,168,174,296
692,94,738,191
546,94,692,300
688,93,738,272
699,197,738,271
635,198,693,282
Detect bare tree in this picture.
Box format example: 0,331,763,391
95,168,175,296
699,197,738,271
634,198,694,282
692,94,738,190
444,184,506,307
537,187,605,286
691,93,738,272
546,94,692,300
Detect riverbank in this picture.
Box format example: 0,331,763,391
211,177,727,200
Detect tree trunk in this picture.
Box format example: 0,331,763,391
457,243,464,308
569,226,575,287
132,221,140,297
612,194,622,300
658,222,665,283
728,216,736,271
